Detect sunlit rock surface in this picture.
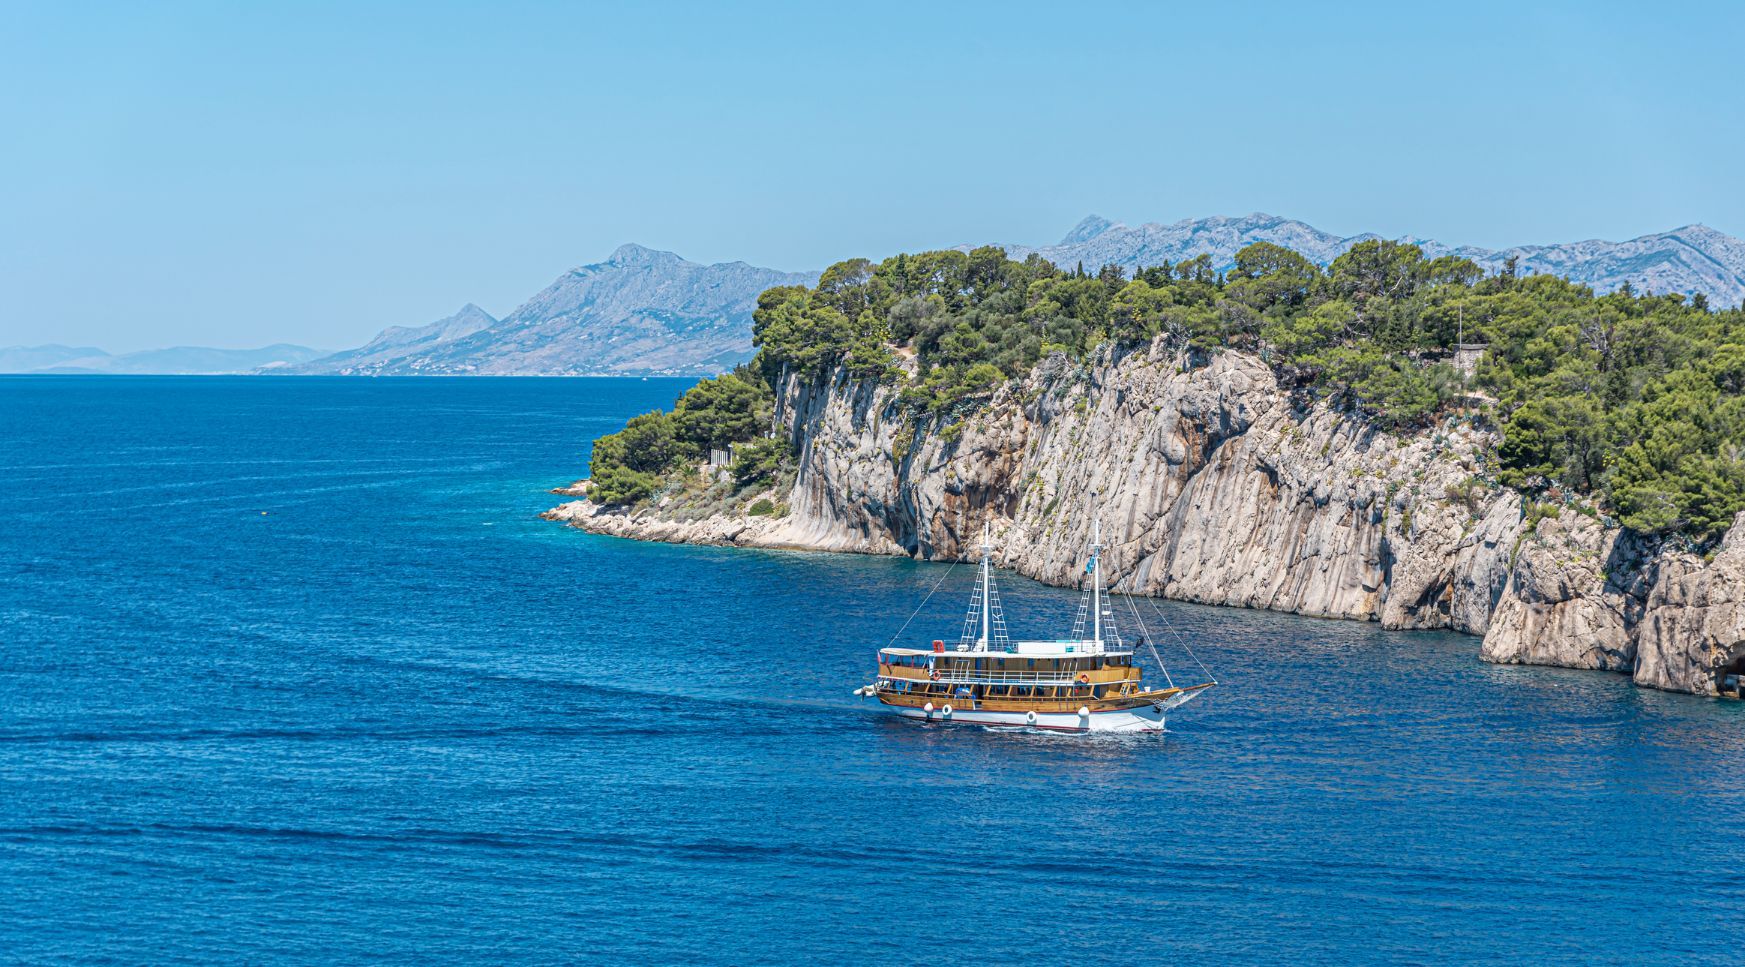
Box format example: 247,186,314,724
550,339,1738,696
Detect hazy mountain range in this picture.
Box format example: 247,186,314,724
286,214,1743,378
12,214,1743,377
1013,214,1745,309
278,245,815,376
0,343,327,375
277,303,500,375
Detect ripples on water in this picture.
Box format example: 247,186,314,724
1,376,1741,965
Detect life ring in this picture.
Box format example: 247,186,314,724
1077,673,1090,685
929,669,940,681
942,705,953,718
1025,710,1037,725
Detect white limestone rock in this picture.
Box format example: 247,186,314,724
553,338,1740,696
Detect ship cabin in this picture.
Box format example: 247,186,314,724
877,639,1145,708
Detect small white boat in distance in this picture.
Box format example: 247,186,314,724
855,517,1214,733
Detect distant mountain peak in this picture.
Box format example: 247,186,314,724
289,245,816,377
1060,215,1119,245
607,243,684,266
274,302,499,374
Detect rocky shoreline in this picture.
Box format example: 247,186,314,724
545,339,1745,698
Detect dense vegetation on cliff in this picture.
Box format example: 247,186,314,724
586,241,1745,539
584,364,781,505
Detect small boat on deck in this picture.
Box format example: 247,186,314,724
854,517,1215,733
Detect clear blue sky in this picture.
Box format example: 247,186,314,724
3,0,1741,352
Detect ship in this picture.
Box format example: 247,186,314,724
854,516,1215,733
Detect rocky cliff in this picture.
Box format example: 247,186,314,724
547,340,1745,697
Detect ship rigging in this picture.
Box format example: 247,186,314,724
855,514,1216,733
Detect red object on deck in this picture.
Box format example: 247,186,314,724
932,640,945,653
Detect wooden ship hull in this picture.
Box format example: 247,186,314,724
876,683,1211,733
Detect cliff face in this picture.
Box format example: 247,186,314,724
548,340,1745,697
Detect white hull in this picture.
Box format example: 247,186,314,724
886,689,1204,734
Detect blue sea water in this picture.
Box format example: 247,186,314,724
2,375,1742,966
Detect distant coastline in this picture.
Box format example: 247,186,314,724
0,343,329,376
24,213,1742,380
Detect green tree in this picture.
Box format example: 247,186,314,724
729,436,793,489
674,372,772,451
1497,396,1605,490
1109,279,1173,342
752,285,854,377
1226,242,1318,313
1326,240,1425,303
588,410,683,504
587,239,1745,542
1263,300,1351,361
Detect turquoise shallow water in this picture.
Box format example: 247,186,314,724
2,375,1742,965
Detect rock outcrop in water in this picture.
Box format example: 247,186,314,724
546,339,1745,697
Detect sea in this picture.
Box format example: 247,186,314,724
2,375,1742,965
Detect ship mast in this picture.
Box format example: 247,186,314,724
1090,514,1104,649
959,522,1009,651
979,520,992,647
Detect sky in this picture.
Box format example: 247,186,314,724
2,1,1742,353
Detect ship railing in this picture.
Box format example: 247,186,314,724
878,670,1109,686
